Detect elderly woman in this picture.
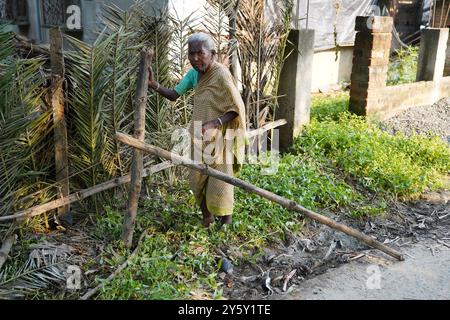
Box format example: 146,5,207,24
148,32,246,227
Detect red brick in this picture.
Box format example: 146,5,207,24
355,16,393,33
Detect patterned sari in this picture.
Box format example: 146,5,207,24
188,61,246,216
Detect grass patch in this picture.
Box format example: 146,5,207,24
295,113,450,198
311,91,349,121
93,150,364,299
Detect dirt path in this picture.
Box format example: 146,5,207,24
269,239,450,300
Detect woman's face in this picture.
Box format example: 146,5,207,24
188,41,213,73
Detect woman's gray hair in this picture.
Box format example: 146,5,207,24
188,32,216,54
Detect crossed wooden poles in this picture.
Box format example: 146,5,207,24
115,132,404,261
1,48,404,262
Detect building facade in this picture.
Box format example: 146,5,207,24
0,0,168,44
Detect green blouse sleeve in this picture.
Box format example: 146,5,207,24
174,68,199,96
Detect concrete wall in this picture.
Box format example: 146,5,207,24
445,35,450,76
276,29,314,152
350,16,450,121
362,78,450,120
311,46,353,92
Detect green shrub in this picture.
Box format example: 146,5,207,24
387,46,419,86
311,92,349,121
295,113,450,198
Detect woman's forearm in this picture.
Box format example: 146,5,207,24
149,81,180,101
218,111,238,125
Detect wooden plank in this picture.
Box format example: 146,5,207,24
246,119,287,138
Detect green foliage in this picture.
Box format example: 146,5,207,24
0,24,54,216
387,46,419,86
310,92,349,121
93,150,363,299
94,206,124,241
295,113,450,198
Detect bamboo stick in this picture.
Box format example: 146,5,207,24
444,2,450,28
0,162,173,223
433,0,437,27
246,119,287,138
115,132,405,261
122,48,153,248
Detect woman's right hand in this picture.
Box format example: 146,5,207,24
148,66,157,89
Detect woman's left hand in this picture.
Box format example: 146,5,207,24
202,119,220,134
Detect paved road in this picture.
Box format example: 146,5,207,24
272,240,450,300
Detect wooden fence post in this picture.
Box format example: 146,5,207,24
122,48,153,248
50,27,70,217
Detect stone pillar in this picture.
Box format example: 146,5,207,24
349,16,392,116
276,29,314,153
444,35,450,77
416,28,449,82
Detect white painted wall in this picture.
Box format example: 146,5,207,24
311,47,354,92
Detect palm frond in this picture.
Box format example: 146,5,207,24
203,0,238,65
0,241,78,299
0,25,55,216
236,0,293,128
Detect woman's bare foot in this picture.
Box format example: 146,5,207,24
201,198,214,227
220,215,232,225
202,211,214,227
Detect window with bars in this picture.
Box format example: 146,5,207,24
41,0,82,28
0,0,29,25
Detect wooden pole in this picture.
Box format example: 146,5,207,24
115,132,405,261
50,27,69,217
0,234,17,271
444,2,450,28
228,0,240,82
14,34,50,57
0,162,173,223
433,0,437,27
122,48,153,248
